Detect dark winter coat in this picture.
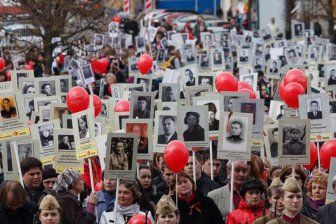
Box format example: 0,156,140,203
0,201,37,224
316,200,336,224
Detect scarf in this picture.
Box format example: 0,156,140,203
115,203,140,224
103,190,116,208
308,197,325,213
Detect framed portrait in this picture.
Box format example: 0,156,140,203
184,48,196,64
267,60,281,78
39,79,57,96
225,56,234,72
135,75,153,92
327,44,336,61
94,117,106,137
263,124,280,166
62,114,72,129
193,94,223,137
218,112,253,161
0,81,13,93
39,106,51,122
104,133,139,180
94,33,104,50
10,70,34,90
233,98,265,138
80,64,95,85
157,48,165,64
130,91,155,120
253,42,264,57
184,85,212,106
14,139,40,164
278,118,310,165
1,141,18,180
253,56,264,72
108,22,119,38
30,120,60,165
211,49,224,68
59,76,72,93
329,100,336,114
237,48,251,66
54,128,83,174
99,99,109,118
201,32,214,47
324,62,336,90
196,74,215,90
198,53,210,70
177,105,209,147
136,37,145,53
291,21,305,39
113,111,129,131
0,94,19,121
19,78,37,95
159,83,180,103
222,91,249,112
34,96,60,113
269,100,285,122
284,47,301,67
123,119,153,160
240,73,258,91
308,45,321,63
156,102,178,113
259,27,273,42
124,83,146,93
128,56,139,73
153,111,178,152
299,93,331,133
49,103,71,128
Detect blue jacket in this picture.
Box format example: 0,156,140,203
96,191,116,223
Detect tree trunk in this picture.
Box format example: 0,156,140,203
44,43,54,75
247,0,253,30
327,0,335,42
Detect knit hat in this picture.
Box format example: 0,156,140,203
282,177,301,193
155,195,177,215
269,177,283,188
239,178,264,197
39,195,60,210
53,169,81,192
42,167,58,180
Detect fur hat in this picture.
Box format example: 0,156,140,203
282,177,301,193
155,195,177,215
269,177,283,188
39,195,60,210
239,178,264,197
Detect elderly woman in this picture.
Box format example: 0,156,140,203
183,112,205,141
99,180,154,224
38,195,61,224
177,172,223,224
53,169,97,224
301,172,328,220
155,195,179,224
226,178,267,224
0,180,37,224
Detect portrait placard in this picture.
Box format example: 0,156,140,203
130,91,156,120
36,76,61,96
233,98,265,138
39,106,51,123
278,118,310,165
193,94,223,137
124,83,146,92
72,109,98,159
135,75,153,92
54,128,84,174
153,111,178,152
210,49,224,69
269,100,285,122
159,83,180,103
196,73,215,91
94,117,106,137
59,75,72,93
177,105,209,147
263,124,280,166
30,120,60,165
34,96,61,113
326,157,336,203
104,133,139,180
237,48,251,66
123,119,153,160
267,60,281,78
299,93,331,133
222,91,249,112
240,73,258,91
324,62,336,90
291,21,305,39
113,111,129,131
62,114,73,129
19,78,38,95
10,70,34,90
218,112,253,161
49,103,71,128
184,85,212,105
0,92,30,141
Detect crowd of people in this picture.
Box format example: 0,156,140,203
0,6,335,224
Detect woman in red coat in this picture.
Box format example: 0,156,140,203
226,178,267,224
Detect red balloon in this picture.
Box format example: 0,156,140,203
66,87,90,113
320,139,336,169
113,15,121,23
238,81,253,91
279,81,286,100
0,57,5,70
164,140,189,173
303,142,318,170
128,214,151,224
238,88,256,99
114,100,130,112
93,95,102,117
282,82,305,109
284,69,307,90
99,58,109,70
215,72,238,92
94,181,102,192
90,58,98,73
24,64,33,70
137,54,153,75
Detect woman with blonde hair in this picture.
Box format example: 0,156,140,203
38,195,61,224
155,195,179,224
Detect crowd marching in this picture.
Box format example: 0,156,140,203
0,8,336,224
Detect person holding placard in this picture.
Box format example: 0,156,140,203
267,178,318,224
226,178,266,224
316,175,336,223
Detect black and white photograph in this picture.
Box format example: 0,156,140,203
199,53,210,69
240,102,257,124
39,81,56,96
24,97,34,120
329,100,336,113
80,64,95,85
253,56,264,72
17,143,33,163
238,48,250,65
269,100,285,121
38,124,54,147
130,92,154,119
58,135,75,150
104,133,139,180
263,124,280,166
22,81,36,94
94,118,106,137
135,76,152,92
34,96,60,113
77,114,91,140
225,56,233,71
159,83,179,102
94,33,104,49
185,48,195,63
99,102,108,118
240,73,257,91
125,84,146,93
136,37,145,52
308,45,321,62
177,105,209,147
268,60,280,77
108,22,119,38
10,70,33,90
285,48,300,66
278,118,310,165
299,93,331,133
327,44,336,61
184,85,212,106
292,22,304,39
260,27,272,41
60,78,70,93
160,37,168,49
128,57,138,72
324,62,336,89
197,75,214,88
154,111,178,148
157,48,165,63
40,106,51,122
218,112,253,161
181,66,196,87
222,92,249,112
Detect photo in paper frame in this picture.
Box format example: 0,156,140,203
135,75,153,92
177,105,209,147
113,111,130,131
196,74,215,91
49,103,71,128
184,85,212,106
153,110,178,152
10,70,34,90
324,62,336,90
104,133,139,180
19,78,38,95
123,119,153,160
218,112,253,161
34,96,61,113
129,91,156,120
299,93,331,134
94,117,106,137
37,77,61,96
278,118,310,165
240,73,258,91
222,91,249,112
263,124,280,166
269,100,285,122
156,102,178,114
159,83,180,103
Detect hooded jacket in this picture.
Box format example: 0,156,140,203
226,199,267,224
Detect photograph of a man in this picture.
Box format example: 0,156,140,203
206,103,219,131
184,69,195,86
270,128,279,157
133,96,150,119
226,120,244,143
162,87,176,102
328,69,336,85
239,49,249,62
109,140,129,170
283,127,306,155
269,61,278,73
158,116,177,144
307,100,322,120
213,51,223,65
186,49,195,62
